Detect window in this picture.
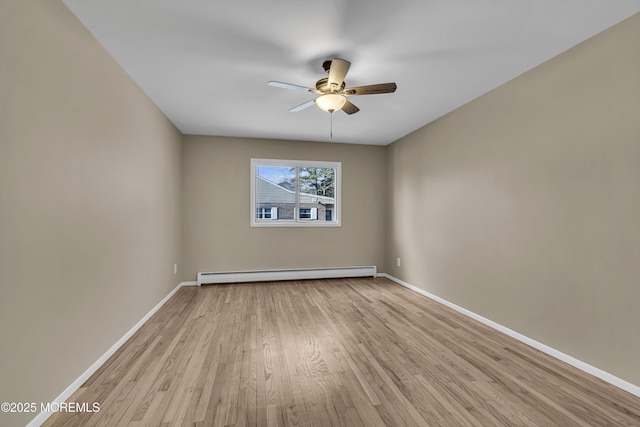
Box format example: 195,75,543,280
299,208,317,220
257,207,277,219
325,208,333,222
251,158,341,227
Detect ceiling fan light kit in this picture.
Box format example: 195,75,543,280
315,94,347,113
267,58,397,115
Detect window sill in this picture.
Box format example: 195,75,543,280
250,221,341,228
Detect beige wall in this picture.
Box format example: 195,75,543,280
386,13,640,385
182,135,386,279
0,1,182,425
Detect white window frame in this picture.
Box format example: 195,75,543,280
250,158,341,227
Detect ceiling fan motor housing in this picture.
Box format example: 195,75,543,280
315,77,345,94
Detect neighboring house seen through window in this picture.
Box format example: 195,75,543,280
250,158,341,227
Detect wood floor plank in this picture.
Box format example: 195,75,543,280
44,277,640,426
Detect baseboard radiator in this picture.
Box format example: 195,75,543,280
197,265,377,286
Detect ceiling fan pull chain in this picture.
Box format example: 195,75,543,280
330,112,333,139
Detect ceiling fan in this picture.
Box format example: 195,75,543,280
267,58,397,115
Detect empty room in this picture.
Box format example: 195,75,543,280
2,0,640,426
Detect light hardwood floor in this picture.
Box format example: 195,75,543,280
45,277,640,426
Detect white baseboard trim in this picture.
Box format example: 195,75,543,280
377,273,640,398
27,281,192,427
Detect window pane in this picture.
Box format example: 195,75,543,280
256,165,296,220
299,167,336,222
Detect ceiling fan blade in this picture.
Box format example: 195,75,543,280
289,99,316,112
344,82,397,96
328,58,351,90
267,81,316,93
341,100,360,115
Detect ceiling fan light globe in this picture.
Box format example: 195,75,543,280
316,94,346,113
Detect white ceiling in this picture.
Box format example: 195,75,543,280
63,0,640,146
